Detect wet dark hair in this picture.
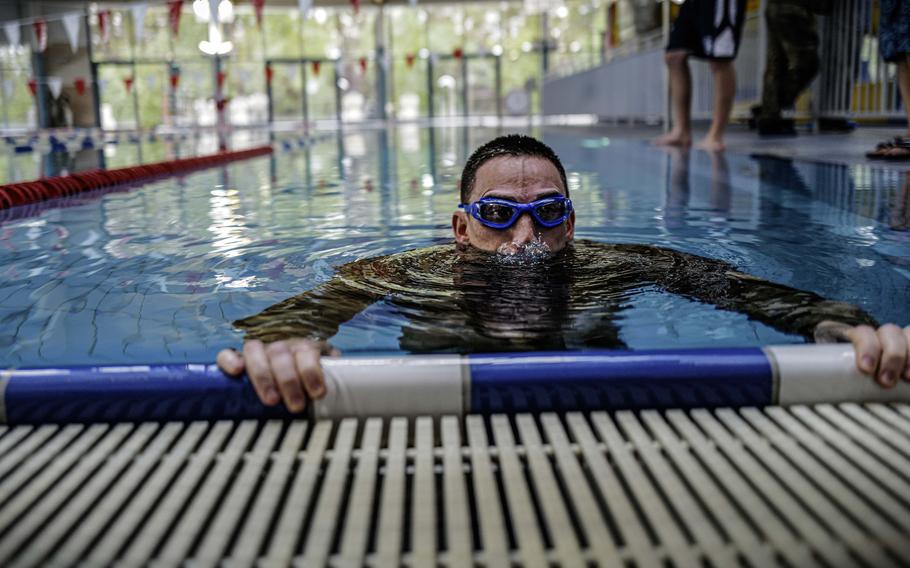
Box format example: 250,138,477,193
459,134,568,204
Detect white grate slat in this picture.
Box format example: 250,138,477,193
336,417,382,567
374,417,408,568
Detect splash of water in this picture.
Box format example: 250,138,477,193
494,236,553,265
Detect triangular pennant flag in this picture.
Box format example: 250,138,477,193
98,11,111,43
298,0,311,18
405,53,415,68
216,70,226,89
124,76,134,93
265,64,273,83
351,0,359,15
359,57,367,74
453,47,463,59
27,79,37,97
131,3,148,44
311,60,321,75
253,0,266,28
32,20,47,53
169,68,180,89
47,77,62,99
61,13,81,53
167,1,184,37
3,22,19,47
74,77,86,96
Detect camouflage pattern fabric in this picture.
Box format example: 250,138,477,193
759,1,820,119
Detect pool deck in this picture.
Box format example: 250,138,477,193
561,124,910,172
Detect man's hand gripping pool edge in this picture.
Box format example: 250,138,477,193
216,339,338,413
215,321,910,412
816,321,910,388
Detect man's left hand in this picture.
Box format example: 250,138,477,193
816,321,910,388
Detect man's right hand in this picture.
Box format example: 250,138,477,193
216,339,339,413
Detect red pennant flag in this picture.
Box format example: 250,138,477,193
169,70,180,89
453,47,463,60
74,77,86,96
359,57,367,74
406,53,416,68
167,1,184,38
311,60,321,76
33,20,47,53
98,11,111,43
265,64,274,84
351,0,359,15
124,76,134,93
216,71,226,89
216,98,229,112
27,79,37,97
253,0,266,28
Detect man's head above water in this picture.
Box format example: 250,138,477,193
453,134,575,255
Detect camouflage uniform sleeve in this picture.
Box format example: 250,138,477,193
648,247,879,340
232,263,383,343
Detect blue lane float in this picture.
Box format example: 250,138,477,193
1,344,908,424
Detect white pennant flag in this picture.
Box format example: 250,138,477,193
298,0,311,17
61,13,81,53
131,3,148,43
47,76,62,99
3,22,19,47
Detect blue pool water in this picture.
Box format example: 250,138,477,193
1,126,908,366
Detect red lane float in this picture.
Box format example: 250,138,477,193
0,145,272,211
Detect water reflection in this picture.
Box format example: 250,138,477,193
892,173,910,231
662,147,732,231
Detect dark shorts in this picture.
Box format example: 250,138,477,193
667,0,748,60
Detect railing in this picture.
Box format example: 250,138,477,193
818,0,903,120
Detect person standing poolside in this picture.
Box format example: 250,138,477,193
867,0,910,160
653,0,747,151
754,0,831,136
218,134,910,413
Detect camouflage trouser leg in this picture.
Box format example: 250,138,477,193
760,5,820,119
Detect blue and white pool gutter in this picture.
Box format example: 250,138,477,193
1,344,907,424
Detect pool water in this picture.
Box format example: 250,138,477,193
1,126,908,366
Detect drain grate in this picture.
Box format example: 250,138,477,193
0,404,909,567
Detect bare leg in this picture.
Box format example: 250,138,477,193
654,50,693,147
697,60,736,152
882,55,910,157
899,55,910,137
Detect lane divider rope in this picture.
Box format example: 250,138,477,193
0,145,273,210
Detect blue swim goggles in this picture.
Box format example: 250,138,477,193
459,195,573,230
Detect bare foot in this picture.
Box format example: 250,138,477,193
882,145,910,159
696,136,726,152
653,130,692,147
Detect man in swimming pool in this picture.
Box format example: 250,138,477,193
217,134,910,413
